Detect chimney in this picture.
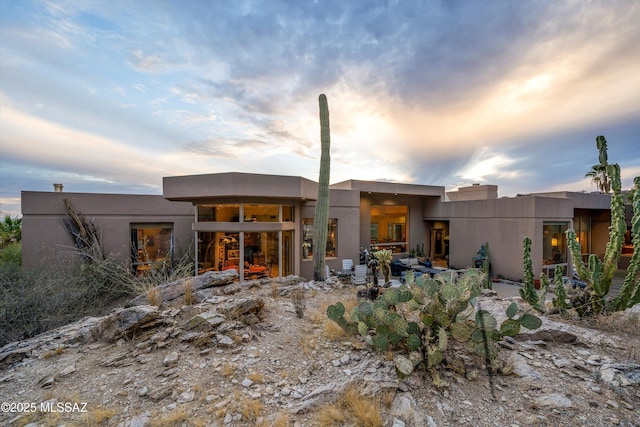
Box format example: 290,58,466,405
53,183,64,192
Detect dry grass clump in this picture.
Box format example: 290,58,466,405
292,287,306,318
149,407,188,426
307,304,327,326
258,411,290,427
82,406,117,426
239,397,264,422
145,285,161,307
299,329,319,355
271,281,281,298
323,320,346,341
221,362,237,377
41,345,66,359
594,311,640,337
315,384,383,427
184,279,194,305
248,372,265,384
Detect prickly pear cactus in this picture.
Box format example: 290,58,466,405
326,267,541,383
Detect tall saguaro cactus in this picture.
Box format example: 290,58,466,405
313,94,331,281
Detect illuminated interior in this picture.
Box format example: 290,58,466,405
543,222,568,265
131,223,173,275
195,203,294,280
302,218,337,259
370,205,408,253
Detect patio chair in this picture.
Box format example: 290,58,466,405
351,264,367,285
342,259,354,276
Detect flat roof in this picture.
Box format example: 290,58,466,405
331,179,445,198
163,172,319,202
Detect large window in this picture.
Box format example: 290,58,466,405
574,215,591,255
197,204,294,223
131,223,173,275
244,204,279,222
543,222,568,265
370,205,408,253
282,205,294,222
197,205,240,222
302,218,337,259
197,232,239,273
195,202,296,280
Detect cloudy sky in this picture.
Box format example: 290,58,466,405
1,0,639,217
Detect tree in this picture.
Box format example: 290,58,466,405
313,94,331,281
0,215,22,249
584,136,611,193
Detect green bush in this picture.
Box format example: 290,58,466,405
0,242,21,267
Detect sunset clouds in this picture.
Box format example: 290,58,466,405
1,0,639,216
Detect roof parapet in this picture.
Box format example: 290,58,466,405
447,184,498,201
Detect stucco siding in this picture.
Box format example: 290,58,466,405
299,189,360,280
21,192,194,270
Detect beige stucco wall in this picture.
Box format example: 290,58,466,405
299,189,360,280
21,191,194,270
446,184,498,201
425,194,611,281
21,175,618,284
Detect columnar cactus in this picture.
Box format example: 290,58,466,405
567,137,630,313
313,94,331,281
552,264,571,313
610,176,640,310
519,237,547,313
566,136,639,314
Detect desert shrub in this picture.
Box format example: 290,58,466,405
0,257,129,346
0,242,21,267
0,248,194,346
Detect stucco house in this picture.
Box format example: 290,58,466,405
21,172,623,282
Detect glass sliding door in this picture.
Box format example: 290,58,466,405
244,231,278,279
282,230,293,277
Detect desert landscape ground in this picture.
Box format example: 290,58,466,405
1,271,638,427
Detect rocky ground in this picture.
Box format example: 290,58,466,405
0,271,639,427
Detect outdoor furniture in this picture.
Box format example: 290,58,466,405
351,264,367,285
245,264,269,279
341,259,354,276
542,262,567,278
391,257,429,275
